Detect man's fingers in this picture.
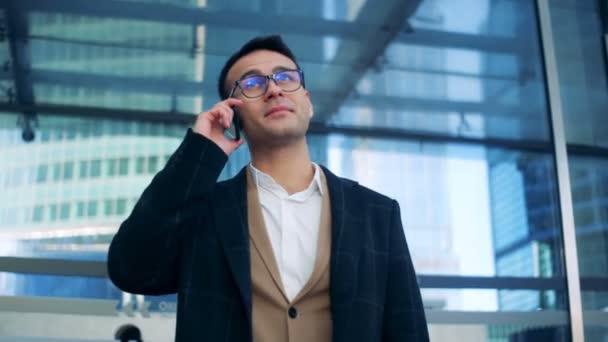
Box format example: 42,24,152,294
216,106,233,129
205,99,241,130
224,98,244,108
207,106,230,129
204,109,220,128
192,100,246,156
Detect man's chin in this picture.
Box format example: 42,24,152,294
253,127,307,146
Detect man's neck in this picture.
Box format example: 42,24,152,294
250,140,314,195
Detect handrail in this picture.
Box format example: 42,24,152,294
1,257,607,291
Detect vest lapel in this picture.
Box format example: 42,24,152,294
246,168,290,302
292,169,332,303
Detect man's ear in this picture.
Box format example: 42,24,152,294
305,91,314,118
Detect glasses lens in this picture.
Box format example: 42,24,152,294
274,70,302,92
239,76,268,98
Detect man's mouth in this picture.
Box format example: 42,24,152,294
265,106,292,117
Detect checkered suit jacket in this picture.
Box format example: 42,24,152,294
108,129,429,342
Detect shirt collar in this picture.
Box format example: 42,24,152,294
249,162,324,199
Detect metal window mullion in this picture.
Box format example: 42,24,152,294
536,0,584,341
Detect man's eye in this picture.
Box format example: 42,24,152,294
275,72,295,82
242,77,265,89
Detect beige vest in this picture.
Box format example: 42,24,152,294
247,167,332,342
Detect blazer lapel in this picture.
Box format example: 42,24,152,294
321,166,362,308
292,168,332,302
212,168,252,323
246,167,290,302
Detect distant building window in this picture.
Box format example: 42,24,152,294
60,203,71,220
90,159,102,178
116,198,127,216
79,160,89,179
87,200,97,217
87,201,97,217
119,158,129,175
64,162,74,180
33,205,44,222
36,165,48,183
49,204,58,222
107,159,117,176
136,156,146,174
77,201,86,218
104,199,115,216
148,156,159,174
53,163,62,182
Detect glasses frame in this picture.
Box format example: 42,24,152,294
229,69,305,99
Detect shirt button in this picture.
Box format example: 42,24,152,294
288,306,298,319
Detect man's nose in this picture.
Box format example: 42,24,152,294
264,79,283,100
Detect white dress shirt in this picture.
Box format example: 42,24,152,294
249,163,323,301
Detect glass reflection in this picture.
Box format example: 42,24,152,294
333,0,549,141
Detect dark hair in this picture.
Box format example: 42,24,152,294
217,35,301,100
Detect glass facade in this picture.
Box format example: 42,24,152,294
545,0,608,340
0,0,607,341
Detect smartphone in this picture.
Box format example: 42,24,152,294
225,88,241,141
224,107,241,141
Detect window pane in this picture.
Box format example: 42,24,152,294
104,199,114,216
79,160,88,178
548,0,608,148
90,159,101,178
76,201,86,218
60,203,71,220
49,204,58,222
32,205,44,222
148,156,158,174
36,165,47,183
116,199,127,216
118,157,129,175
135,156,146,174
63,161,74,180
87,201,97,217
546,1,608,338
52,163,62,181
314,134,569,316
569,157,608,305
107,159,117,176
327,0,550,142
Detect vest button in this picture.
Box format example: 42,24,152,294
288,306,298,319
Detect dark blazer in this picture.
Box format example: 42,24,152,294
108,129,429,342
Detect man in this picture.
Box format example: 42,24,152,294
108,35,429,342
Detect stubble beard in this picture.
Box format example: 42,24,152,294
245,115,310,149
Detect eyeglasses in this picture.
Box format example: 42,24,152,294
229,69,305,99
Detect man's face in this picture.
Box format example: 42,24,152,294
225,50,313,147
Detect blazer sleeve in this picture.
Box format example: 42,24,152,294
107,129,228,295
382,200,430,341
